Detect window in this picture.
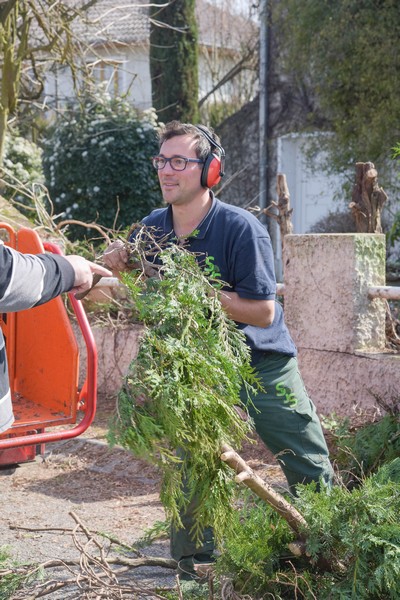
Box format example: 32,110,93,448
92,60,123,96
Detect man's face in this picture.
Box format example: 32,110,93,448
157,134,204,206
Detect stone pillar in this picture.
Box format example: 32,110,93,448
73,322,143,396
283,234,386,353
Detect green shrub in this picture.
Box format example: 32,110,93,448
296,463,400,599
325,413,400,484
215,490,295,596
42,92,162,240
214,461,400,600
307,208,357,234
1,133,44,208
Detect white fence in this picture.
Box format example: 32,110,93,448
96,281,400,301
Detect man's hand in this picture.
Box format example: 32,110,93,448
64,256,112,295
102,240,130,275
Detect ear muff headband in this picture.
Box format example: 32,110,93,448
195,125,225,188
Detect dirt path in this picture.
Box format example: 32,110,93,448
0,395,284,598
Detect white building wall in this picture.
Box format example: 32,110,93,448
44,46,153,111
277,133,347,234
43,45,251,115
123,47,152,110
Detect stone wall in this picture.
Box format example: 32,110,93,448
76,234,400,420
284,233,400,417
74,322,143,398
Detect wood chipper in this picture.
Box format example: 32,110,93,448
0,223,98,466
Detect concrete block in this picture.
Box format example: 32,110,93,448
283,234,386,353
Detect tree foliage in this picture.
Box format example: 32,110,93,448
150,0,199,123
271,0,400,181
326,410,400,484
42,93,161,240
388,143,400,245
108,228,260,543
1,132,44,205
0,0,100,167
217,439,400,599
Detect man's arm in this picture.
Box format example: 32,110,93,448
219,291,275,328
103,240,276,328
0,244,111,312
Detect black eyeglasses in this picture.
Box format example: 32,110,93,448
152,155,204,171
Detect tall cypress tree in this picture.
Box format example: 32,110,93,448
150,0,199,123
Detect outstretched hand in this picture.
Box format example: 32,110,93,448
64,255,112,295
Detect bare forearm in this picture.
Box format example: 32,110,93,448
219,291,275,328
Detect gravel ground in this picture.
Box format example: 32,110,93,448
0,435,175,598
0,395,284,599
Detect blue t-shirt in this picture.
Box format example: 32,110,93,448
139,194,297,358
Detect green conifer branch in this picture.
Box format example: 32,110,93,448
108,228,261,542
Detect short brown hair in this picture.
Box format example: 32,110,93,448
158,121,222,161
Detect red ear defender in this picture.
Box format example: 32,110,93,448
195,125,225,188
201,152,223,188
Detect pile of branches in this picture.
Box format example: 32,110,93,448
108,226,260,545
2,512,176,599
104,228,400,599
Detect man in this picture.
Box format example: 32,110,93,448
0,241,112,434
103,121,334,579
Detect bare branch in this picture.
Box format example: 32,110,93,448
198,39,258,108
220,443,308,536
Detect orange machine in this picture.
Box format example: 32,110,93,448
0,223,98,466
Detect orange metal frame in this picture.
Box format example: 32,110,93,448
0,225,97,460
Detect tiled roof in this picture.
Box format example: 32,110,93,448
37,0,257,49
65,0,149,45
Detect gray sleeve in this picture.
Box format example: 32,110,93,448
0,243,75,312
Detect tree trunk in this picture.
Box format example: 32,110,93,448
276,172,294,239
263,173,294,250
349,162,387,233
0,106,7,170
150,0,199,122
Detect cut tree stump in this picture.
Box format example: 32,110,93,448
349,162,387,233
263,173,294,249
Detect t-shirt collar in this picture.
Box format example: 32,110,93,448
166,191,217,240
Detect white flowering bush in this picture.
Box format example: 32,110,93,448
2,134,44,205
42,92,161,240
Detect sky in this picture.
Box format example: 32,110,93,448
211,0,259,20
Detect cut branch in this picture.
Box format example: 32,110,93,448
220,443,307,536
221,444,347,573
55,218,112,243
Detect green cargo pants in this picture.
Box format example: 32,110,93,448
170,352,334,574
